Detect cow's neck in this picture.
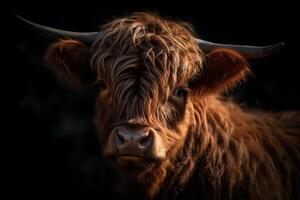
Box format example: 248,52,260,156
156,96,240,198
184,95,300,200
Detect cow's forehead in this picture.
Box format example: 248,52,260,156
92,47,201,92
109,56,171,100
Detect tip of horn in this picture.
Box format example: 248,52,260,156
14,15,38,29
273,42,285,50
263,42,285,56
14,15,22,19
14,15,28,23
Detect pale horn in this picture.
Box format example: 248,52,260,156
16,15,284,58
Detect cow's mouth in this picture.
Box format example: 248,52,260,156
113,154,157,170
118,155,143,162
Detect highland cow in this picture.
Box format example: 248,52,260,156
18,13,300,200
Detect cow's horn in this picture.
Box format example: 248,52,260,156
15,15,102,44
196,39,284,59
16,15,284,58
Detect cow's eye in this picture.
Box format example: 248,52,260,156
94,80,107,91
172,87,189,98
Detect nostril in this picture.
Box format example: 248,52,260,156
116,132,125,146
139,134,152,148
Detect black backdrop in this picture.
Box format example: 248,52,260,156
6,0,300,198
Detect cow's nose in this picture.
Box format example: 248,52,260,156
115,126,153,154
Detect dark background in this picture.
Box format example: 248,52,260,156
6,0,300,198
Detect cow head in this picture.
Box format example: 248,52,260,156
18,12,283,189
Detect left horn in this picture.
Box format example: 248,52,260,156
15,15,102,44
196,38,284,59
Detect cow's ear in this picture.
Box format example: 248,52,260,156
45,39,96,87
189,49,250,95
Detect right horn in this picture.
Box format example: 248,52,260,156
196,38,284,59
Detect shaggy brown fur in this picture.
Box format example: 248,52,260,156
45,12,300,200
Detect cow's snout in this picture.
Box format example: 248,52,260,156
114,126,155,158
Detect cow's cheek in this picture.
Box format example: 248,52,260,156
150,132,168,159
102,130,118,157
164,105,193,159
96,103,118,157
